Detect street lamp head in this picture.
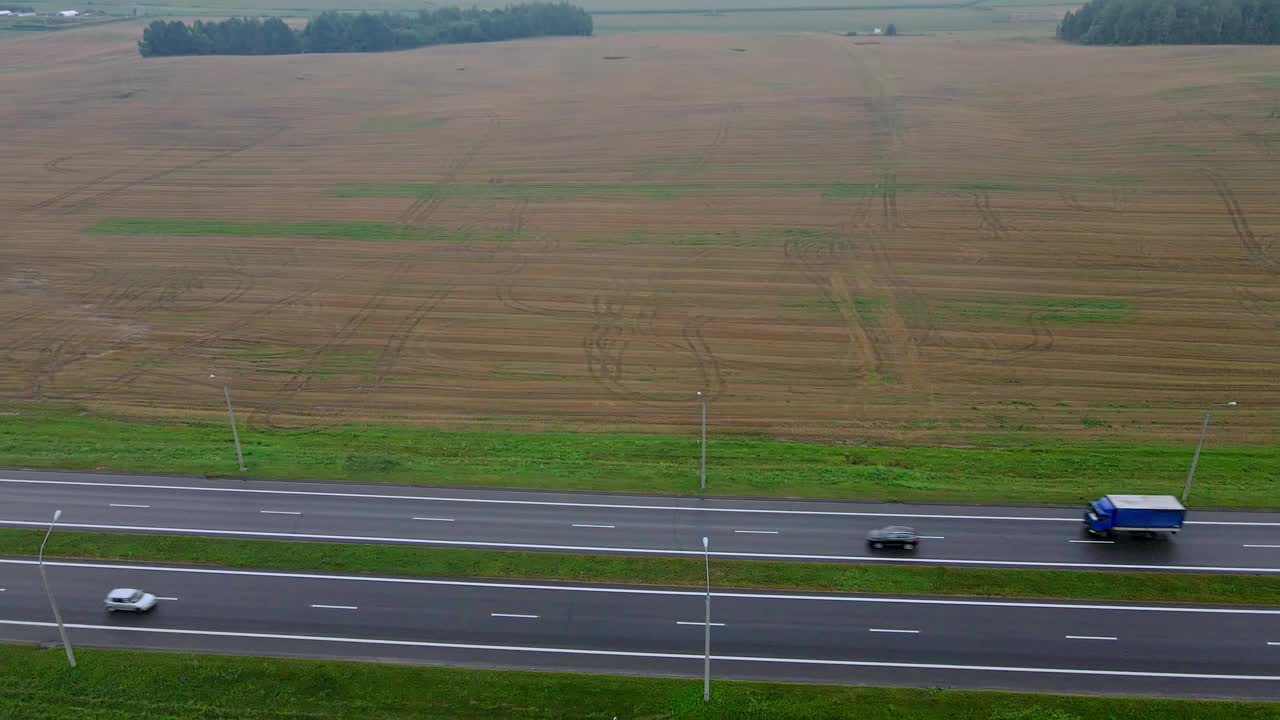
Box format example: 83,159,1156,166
702,536,708,548
696,390,702,397
209,374,217,379
1226,401,1237,407
52,509,62,522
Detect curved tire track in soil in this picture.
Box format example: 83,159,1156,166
582,284,726,404
1209,174,1279,275
254,259,415,429
400,113,499,226
361,286,453,401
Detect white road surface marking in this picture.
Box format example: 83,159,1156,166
572,524,615,529
491,613,538,619
918,536,945,540
109,503,151,508
1,518,1275,574
1244,545,1280,548
413,517,455,522
2,619,1277,682
1070,540,1115,544
869,628,920,634
311,604,358,610
677,621,726,627
155,596,179,601
12,476,1274,525
734,530,778,535
1066,635,1117,641
6,558,1275,615
260,511,301,515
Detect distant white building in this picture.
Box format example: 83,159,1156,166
58,9,80,16
872,27,882,35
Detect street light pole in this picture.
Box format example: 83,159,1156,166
1182,401,1236,504
698,391,706,491
702,535,711,703
212,374,246,473
39,510,76,668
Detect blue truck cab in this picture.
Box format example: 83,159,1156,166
1084,494,1186,537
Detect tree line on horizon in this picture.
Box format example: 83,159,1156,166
137,2,592,57
1058,0,1280,44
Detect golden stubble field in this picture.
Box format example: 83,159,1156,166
1,23,1277,442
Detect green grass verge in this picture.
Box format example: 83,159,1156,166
3,644,1277,720
2,404,1277,507
87,218,501,242
8,529,1279,606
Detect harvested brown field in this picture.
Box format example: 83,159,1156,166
1,25,1278,443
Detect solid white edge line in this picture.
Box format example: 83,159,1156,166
311,604,358,610
2,518,1275,575
572,524,615,529
413,518,455,522
869,629,920,634
2,557,1276,616
109,504,150,508
491,613,538,619
1243,545,1280,548
733,530,779,535
676,621,726,626
260,511,301,515
1,619,1276,681
1066,635,1117,641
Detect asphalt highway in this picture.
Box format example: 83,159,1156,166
2,469,1278,573
1,557,1278,698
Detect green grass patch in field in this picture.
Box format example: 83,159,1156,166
586,227,832,247
4,644,1274,720
1,403,1277,507
87,218,501,243
7,528,1279,606
784,296,885,321
358,116,447,132
938,296,1131,325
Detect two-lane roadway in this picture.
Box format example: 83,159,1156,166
2,470,1278,573
1,557,1278,698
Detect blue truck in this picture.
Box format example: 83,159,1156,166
1083,495,1186,537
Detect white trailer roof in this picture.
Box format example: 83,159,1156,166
1106,494,1185,511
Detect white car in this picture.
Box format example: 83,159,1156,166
104,588,158,613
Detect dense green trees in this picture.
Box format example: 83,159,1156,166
138,2,592,58
1059,0,1280,44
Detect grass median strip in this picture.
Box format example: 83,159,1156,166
4,529,1277,606
2,403,1278,507
1,644,1276,720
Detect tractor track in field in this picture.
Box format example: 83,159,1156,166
31,126,287,214
582,282,725,404
361,286,453,399
1208,174,1279,275
254,259,416,429
400,113,499,226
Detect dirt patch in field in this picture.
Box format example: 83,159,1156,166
1,29,1277,442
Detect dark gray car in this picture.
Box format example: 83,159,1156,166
866,526,922,550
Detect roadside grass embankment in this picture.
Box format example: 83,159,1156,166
2,644,1277,720
6,529,1278,606
1,404,1276,508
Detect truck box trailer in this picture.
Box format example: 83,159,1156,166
1083,494,1186,537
